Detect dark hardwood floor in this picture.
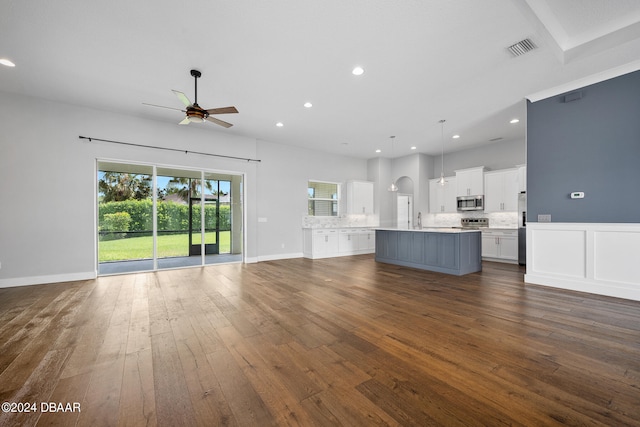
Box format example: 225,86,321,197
0,255,639,426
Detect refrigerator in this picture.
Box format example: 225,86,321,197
518,192,526,266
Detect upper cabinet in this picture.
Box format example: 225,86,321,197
346,180,374,214
429,177,457,213
455,167,485,196
484,169,518,212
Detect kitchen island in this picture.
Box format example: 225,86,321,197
375,228,482,276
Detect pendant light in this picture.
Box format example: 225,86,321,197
437,120,447,186
388,136,398,192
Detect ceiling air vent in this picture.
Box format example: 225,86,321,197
507,38,537,57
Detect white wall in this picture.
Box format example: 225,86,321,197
254,139,367,261
367,157,394,227
0,91,367,285
433,138,525,177
391,153,432,225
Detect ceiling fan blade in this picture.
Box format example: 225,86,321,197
142,102,185,112
206,116,233,128
179,117,190,125
172,90,192,107
205,106,238,115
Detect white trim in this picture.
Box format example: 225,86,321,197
257,252,303,262
526,60,640,102
0,271,96,288
525,222,640,301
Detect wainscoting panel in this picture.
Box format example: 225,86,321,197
525,223,640,301
531,229,585,278
593,230,640,285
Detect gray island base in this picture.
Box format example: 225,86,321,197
375,228,482,276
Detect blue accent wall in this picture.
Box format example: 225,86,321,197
527,70,640,223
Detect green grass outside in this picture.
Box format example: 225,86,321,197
99,231,231,262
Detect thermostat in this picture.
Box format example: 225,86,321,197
570,192,584,199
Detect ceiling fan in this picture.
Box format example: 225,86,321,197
143,69,238,128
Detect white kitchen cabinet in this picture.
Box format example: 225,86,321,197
481,229,518,263
346,180,374,214
303,228,375,259
456,167,485,196
429,177,457,213
358,229,376,250
310,229,338,257
484,169,518,212
339,229,358,253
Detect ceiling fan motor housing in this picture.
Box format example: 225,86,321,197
186,106,206,122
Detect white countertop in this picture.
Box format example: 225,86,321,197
375,227,481,233
302,226,376,229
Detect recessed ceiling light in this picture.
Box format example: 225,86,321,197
304,102,312,108
0,58,15,67
375,149,381,153
510,118,520,124
452,135,460,139
276,122,284,127
411,146,417,150
352,66,364,76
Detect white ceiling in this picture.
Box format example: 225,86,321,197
1,0,639,159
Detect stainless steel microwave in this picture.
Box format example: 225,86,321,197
457,195,484,211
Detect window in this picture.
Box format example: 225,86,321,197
308,181,339,216
97,160,244,275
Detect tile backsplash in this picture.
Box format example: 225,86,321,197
302,214,380,228
424,211,518,228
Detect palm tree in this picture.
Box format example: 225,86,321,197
98,172,152,202
165,178,221,202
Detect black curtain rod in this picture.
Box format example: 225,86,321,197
79,135,261,163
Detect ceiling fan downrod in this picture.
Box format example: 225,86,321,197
190,69,201,105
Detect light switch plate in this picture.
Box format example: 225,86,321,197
538,214,551,222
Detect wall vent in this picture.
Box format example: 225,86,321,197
507,38,537,57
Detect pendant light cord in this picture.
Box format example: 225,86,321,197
439,119,446,184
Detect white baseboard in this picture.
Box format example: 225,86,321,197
525,273,640,301
0,271,97,288
257,252,303,262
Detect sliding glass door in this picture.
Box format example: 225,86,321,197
97,161,243,275
97,163,154,274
